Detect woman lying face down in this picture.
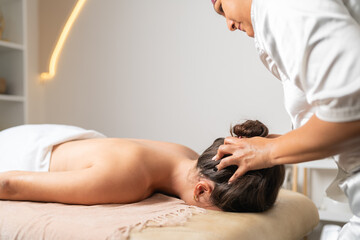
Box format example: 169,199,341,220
0,120,284,212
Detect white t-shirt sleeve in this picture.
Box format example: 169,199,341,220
253,0,360,122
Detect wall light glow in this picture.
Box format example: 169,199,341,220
40,0,87,82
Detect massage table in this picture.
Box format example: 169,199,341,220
0,189,318,240
130,189,319,240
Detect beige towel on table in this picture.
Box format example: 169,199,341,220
0,194,205,240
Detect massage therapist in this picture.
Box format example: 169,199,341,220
210,0,360,238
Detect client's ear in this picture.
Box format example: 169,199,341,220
194,180,214,203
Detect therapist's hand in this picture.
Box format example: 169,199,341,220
214,136,275,184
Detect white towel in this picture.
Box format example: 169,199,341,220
0,124,106,172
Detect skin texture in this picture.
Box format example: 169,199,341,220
0,138,220,210
213,0,254,37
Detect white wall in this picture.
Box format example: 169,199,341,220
38,0,76,73
36,0,291,153
27,0,46,123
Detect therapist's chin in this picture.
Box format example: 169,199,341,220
245,28,254,38
241,24,254,37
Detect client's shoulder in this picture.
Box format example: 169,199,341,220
126,139,199,160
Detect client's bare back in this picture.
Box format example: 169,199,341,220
0,138,199,205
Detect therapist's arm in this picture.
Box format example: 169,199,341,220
215,115,360,183
271,115,360,163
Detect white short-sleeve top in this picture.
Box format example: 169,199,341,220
252,0,360,127
251,0,360,199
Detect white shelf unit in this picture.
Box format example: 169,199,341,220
319,209,352,223
0,0,27,130
299,159,337,170
297,159,352,223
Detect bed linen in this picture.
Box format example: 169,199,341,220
0,193,203,240
0,189,318,240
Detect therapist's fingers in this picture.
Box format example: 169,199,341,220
215,155,239,171
215,155,248,183
212,143,239,161
214,136,275,183
212,137,245,161
224,136,243,145
228,167,248,184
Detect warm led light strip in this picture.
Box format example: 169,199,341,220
40,0,87,82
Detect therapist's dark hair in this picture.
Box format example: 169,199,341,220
196,120,285,212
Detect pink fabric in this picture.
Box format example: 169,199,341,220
0,194,205,240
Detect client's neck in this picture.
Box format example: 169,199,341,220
158,159,198,200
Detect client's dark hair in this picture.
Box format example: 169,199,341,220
196,120,285,212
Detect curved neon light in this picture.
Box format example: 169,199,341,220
40,0,87,81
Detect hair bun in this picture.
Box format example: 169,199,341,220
232,120,268,138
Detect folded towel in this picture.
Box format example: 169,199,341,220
0,194,205,240
0,124,105,172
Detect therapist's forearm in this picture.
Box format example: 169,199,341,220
267,134,282,139
270,115,360,165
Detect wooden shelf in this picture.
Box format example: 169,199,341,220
0,94,24,102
